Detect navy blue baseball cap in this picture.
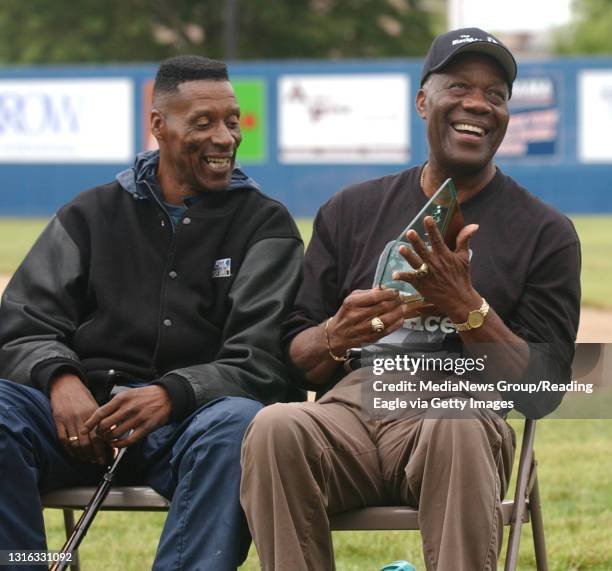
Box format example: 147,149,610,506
421,27,517,95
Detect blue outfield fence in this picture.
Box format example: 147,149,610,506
1,57,612,217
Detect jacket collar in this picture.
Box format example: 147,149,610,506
116,150,261,200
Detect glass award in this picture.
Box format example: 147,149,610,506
373,178,464,311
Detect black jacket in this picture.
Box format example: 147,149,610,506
0,155,303,420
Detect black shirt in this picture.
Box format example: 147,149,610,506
285,166,581,416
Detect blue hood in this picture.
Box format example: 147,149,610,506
116,149,261,199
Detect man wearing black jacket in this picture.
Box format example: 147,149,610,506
0,56,302,570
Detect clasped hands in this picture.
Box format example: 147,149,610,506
50,373,172,465
325,216,480,357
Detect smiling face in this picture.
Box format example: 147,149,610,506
416,53,510,178
152,79,242,198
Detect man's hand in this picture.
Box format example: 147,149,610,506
49,373,108,465
326,288,406,356
394,216,482,322
82,385,172,448
288,288,406,385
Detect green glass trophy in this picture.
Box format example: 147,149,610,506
373,178,463,312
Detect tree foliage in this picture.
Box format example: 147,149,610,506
554,0,612,55
0,0,442,65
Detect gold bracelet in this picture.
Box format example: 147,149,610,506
324,317,349,362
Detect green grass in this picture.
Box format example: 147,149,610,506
0,218,48,274
42,419,612,570
571,216,612,309
296,217,314,247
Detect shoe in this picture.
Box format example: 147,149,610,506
379,561,416,571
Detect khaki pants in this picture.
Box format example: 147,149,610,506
240,371,516,571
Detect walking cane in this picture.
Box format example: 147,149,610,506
50,434,132,571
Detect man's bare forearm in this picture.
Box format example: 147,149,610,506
289,324,339,385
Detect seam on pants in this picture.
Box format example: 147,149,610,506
419,514,436,570
480,440,502,571
298,447,330,571
173,448,196,570
298,489,319,571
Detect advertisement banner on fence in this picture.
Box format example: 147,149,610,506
278,74,409,164
0,78,133,163
497,75,560,160
579,69,612,163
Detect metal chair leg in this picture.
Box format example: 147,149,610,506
504,419,537,571
61,509,81,571
504,495,524,570
529,475,548,571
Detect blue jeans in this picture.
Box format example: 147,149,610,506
0,379,262,570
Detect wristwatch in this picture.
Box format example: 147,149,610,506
452,298,489,332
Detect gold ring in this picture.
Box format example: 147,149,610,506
370,317,385,334
68,436,79,442
413,262,429,278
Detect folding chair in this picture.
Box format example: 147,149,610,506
42,417,545,571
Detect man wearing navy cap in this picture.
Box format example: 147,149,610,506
240,28,581,570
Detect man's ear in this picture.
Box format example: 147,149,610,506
151,108,165,142
415,89,427,120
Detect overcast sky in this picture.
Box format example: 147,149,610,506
450,0,573,32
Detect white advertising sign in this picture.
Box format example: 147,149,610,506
0,78,133,163
579,70,612,162
278,74,409,163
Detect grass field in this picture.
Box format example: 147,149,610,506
1,216,612,569
0,218,48,274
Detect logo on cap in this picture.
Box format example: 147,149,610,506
451,33,500,47
452,34,483,46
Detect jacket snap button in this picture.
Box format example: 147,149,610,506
183,217,192,225
168,270,178,279
163,319,172,327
